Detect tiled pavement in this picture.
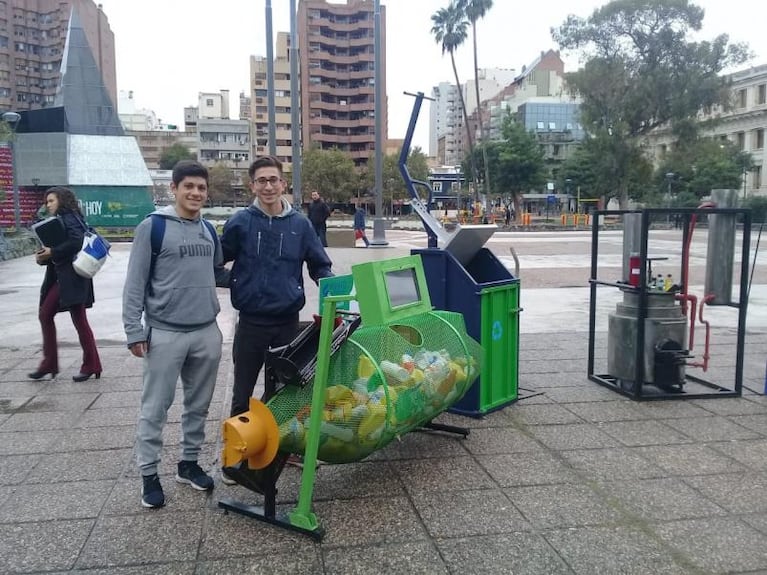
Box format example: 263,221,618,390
2,327,766,574
2,236,767,574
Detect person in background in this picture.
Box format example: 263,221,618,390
353,206,370,247
307,190,331,247
122,160,230,508
29,186,102,382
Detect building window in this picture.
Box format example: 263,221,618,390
206,98,213,106
549,122,556,130
759,84,767,106
737,88,747,108
757,128,765,150
755,165,762,189
536,121,544,130
736,132,746,150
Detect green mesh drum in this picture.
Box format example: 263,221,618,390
268,310,481,463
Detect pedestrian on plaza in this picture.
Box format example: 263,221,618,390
353,206,370,247
29,187,102,382
504,204,512,227
122,160,230,508
307,190,331,247
221,155,332,422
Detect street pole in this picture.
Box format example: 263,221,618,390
743,166,747,201
289,0,301,208
265,0,276,156
2,111,21,232
370,0,387,245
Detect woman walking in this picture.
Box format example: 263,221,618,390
29,187,102,382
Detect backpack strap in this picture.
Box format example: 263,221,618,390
147,214,165,296
201,219,219,251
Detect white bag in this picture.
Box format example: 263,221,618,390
72,231,111,278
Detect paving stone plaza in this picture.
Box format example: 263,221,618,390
1,228,766,574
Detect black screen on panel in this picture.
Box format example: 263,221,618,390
385,268,421,309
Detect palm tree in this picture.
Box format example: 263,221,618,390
458,0,493,206
431,3,478,196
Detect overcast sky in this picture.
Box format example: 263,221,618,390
96,0,767,152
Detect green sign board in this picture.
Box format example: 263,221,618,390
71,185,155,227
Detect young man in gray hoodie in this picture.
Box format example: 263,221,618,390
122,160,229,508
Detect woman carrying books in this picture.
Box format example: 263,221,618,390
29,187,102,382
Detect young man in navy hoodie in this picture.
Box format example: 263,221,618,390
123,160,229,508
222,156,333,424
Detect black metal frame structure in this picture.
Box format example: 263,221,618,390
587,207,751,400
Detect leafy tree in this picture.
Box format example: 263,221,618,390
559,130,653,206
457,0,493,199
651,138,753,206
431,2,479,194
552,0,750,207
465,115,546,215
207,163,234,206
301,147,357,203
159,143,195,170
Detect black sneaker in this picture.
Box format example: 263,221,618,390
175,460,214,491
220,467,237,486
141,474,165,508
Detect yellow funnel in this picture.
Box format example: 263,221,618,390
222,398,280,469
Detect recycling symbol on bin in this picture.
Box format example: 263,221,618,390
491,320,503,341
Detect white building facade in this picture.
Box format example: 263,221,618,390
647,64,767,197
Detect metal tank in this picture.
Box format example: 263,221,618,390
607,290,688,390
705,189,739,305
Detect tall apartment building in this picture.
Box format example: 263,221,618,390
0,0,116,111
250,32,294,170
429,82,463,166
646,64,767,198
298,0,386,166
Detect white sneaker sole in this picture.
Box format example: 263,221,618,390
175,474,213,491
140,488,165,508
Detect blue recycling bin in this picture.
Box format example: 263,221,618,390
412,248,520,417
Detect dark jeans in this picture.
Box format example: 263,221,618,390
230,314,299,416
313,223,328,247
38,282,101,374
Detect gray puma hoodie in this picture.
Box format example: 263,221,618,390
122,206,227,346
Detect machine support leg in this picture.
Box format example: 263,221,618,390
418,421,470,438
288,296,347,533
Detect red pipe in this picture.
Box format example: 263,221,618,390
674,293,697,350
687,294,715,371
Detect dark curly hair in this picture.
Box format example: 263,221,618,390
46,186,82,216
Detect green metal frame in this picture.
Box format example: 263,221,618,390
288,293,352,533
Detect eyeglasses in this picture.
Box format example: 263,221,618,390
252,176,282,186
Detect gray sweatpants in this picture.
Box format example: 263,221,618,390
135,322,222,476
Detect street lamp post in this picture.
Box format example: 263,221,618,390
742,165,748,201
2,111,21,232
665,172,675,222
565,178,572,212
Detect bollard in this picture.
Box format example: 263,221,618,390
561,214,566,226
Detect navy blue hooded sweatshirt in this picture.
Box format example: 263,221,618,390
221,198,333,323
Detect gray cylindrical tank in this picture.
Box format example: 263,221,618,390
622,213,643,282
705,189,738,305
607,290,687,386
